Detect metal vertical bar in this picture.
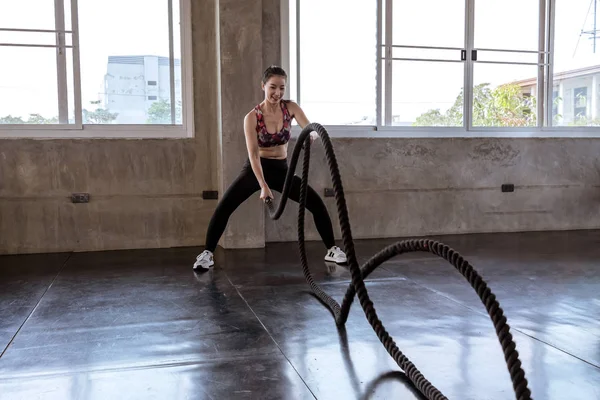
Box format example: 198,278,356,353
168,0,176,124
595,0,597,53
179,0,186,129
546,0,556,126
70,0,82,127
384,0,392,125
376,0,382,127
296,0,301,105
537,0,546,127
55,0,68,124
464,0,475,129
180,0,194,133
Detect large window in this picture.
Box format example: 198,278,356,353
385,0,466,127
0,0,192,136
289,0,600,132
290,0,377,125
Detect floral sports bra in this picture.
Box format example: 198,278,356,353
255,101,292,148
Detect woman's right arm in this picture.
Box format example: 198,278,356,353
243,112,272,200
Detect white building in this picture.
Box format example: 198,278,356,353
514,64,600,125
103,55,181,124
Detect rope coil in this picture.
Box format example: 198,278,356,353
265,123,532,400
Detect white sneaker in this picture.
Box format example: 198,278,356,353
324,246,347,264
193,250,214,271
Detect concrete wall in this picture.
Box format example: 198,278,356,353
217,0,265,249
217,0,281,249
265,137,600,244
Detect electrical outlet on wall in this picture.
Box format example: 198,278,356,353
202,190,219,200
71,193,90,203
501,184,515,193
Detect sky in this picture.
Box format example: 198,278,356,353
1,0,599,125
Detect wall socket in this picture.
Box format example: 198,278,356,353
324,188,334,197
71,193,90,203
202,190,219,200
501,184,515,193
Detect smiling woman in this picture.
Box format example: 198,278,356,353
0,0,194,138
192,65,348,272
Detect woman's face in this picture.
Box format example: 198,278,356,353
262,75,286,104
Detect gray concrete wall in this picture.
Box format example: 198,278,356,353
265,137,600,244
217,0,280,249
218,0,264,249
0,139,215,253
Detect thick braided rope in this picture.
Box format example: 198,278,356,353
265,123,532,400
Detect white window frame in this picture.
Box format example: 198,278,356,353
0,0,195,139
284,0,600,138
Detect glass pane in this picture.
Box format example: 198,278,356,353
472,64,537,127
0,0,56,30
63,0,72,31
392,61,464,126
392,0,465,48
78,0,181,124
299,0,376,125
476,50,539,64
0,31,57,46
0,47,59,124
392,47,463,61
552,0,600,126
474,0,539,51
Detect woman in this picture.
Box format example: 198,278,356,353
193,65,347,271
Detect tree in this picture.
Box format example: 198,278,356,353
27,114,58,124
569,115,600,126
146,99,171,124
414,83,536,127
0,115,25,124
0,114,58,124
146,98,182,124
83,100,119,124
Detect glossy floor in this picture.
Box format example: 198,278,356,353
1,230,599,400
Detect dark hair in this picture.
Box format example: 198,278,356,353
262,65,287,84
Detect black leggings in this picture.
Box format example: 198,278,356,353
204,157,336,252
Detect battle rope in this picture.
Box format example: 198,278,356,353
265,123,532,400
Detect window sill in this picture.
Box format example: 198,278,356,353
292,125,600,138
0,125,193,139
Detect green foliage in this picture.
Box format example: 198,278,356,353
82,100,119,124
146,99,171,124
1,101,118,125
0,114,58,124
414,83,536,127
146,98,182,124
568,115,600,126
0,115,25,124
27,114,59,124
